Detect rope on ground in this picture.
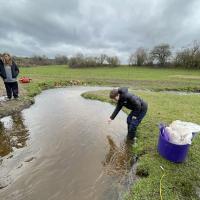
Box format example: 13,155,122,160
160,166,166,200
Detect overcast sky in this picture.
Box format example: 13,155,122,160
0,0,200,63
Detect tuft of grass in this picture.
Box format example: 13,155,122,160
82,89,200,200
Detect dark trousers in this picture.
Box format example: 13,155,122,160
4,82,19,99
127,103,148,140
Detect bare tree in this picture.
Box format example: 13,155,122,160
128,53,136,66
151,44,171,66
145,52,154,66
69,53,101,68
85,56,98,67
174,41,200,68
29,55,51,65
55,55,68,65
135,47,147,66
98,54,108,65
68,53,85,68
106,56,120,66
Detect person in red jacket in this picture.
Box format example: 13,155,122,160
108,87,148,140
0,53,19,100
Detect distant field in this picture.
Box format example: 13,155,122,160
20,65,200,81
18,65,200,93
1,65,200,98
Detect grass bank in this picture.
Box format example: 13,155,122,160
82,89,200,200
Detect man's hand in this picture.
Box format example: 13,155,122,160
108,118,112,124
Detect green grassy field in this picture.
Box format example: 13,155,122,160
20,65,200,81
82,90,200,200
19,65,200,94
1,65,200,199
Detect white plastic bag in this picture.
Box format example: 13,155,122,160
166,120,200,145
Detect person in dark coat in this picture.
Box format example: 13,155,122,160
0,53,19,100
108,87,148,140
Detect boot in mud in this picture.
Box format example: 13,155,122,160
127,127,137,140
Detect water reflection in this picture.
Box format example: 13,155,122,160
0,114,29,157
103,136,134,176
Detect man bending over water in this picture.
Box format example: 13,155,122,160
108,87,148,140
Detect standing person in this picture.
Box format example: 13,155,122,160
0,53,19,100
108,87,148,140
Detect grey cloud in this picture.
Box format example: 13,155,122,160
0,0,200,63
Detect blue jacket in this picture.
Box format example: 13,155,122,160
110,87,147,120
0,59,19,80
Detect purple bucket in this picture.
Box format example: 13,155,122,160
157,126,190,163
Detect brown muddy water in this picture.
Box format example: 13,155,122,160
0,87,134,200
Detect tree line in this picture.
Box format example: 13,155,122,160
68,53,120,68
0,54,69,67
1,41,200,69
0,53,120,68
14,55,69,67
128,41,200,69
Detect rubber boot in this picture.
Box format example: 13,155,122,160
127,127,137,140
